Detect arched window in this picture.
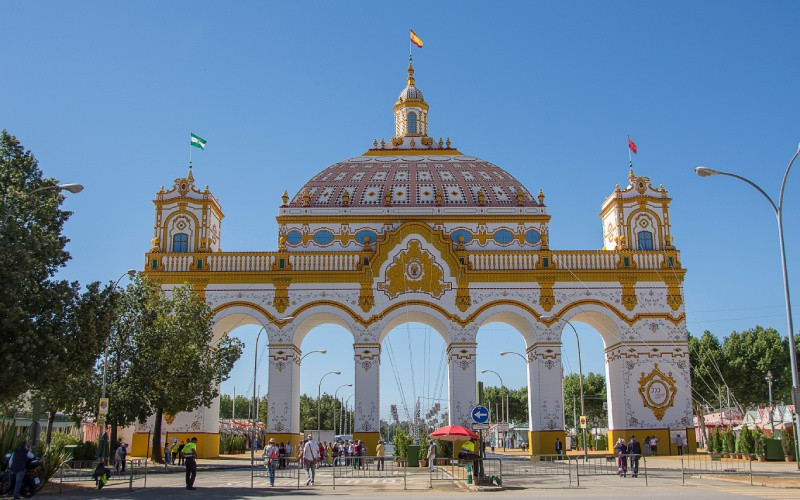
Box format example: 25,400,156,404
638,231,654,250
407,112,417,134
172,233,189,253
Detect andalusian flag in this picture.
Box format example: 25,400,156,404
410,29,423,48
190,133,207,150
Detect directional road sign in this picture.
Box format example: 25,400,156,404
472,405,489,423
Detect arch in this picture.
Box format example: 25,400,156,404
377,306,452,344
290,308,355,346
553,305,623,348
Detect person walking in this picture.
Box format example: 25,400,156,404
183,437,198,490
114,444,128,473
427,440,436,472
263,438,278,487
303,434,319,485
614,438,628,477
627,435,642,478
376,440,386,471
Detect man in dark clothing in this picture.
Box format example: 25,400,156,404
627,435,642,478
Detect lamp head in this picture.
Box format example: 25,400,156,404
694,166,720,177
59,183,84,193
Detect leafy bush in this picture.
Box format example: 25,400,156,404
418,435,428,460
723,430,735,454
393,429,409,459
782,436,796,457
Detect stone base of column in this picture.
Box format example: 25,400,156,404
266,432,301,452
608,428,697,455
354,432,382,456
528,430,567,456
130,431,219,459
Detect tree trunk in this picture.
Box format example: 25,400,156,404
151,408,163,463
45,407,56,445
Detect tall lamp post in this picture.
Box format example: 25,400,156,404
252,316,294,486
317,371,341,441
696,146,800,466
500,351,530,423
766,370,776,436
543,315,588,461
333,383,352,438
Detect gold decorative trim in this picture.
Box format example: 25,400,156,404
637,363,677,420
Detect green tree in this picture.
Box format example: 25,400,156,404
34,281,121,444
118,277,242,462
563,372,607,428
0,130,74,402
721,326,787,406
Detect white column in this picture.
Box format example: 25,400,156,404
526,343,565,432
266,344,301,435
447,342,477,427
353,343,381,433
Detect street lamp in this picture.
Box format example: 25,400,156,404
98,268,136,455
696,145,800,465
766,370,776,436
542,315,588,461
317,371,341,441
251,316,294,485
333,383,352,438
500,352,530,423
27,183,84,195
344,394,354,435
300,349,327,362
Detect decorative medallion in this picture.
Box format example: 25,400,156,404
637,363,677,420
377,240,452,299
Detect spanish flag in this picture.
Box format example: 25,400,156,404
410,29,423,48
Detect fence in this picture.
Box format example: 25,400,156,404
429,457,502,488
680,453,753,485
57,458,146,493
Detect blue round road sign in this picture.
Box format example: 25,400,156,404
472,405,490,423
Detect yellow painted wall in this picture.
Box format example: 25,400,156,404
130,432,219,459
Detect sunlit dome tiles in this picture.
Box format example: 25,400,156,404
290,155,539,208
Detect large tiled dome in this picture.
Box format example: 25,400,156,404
288,154,540,208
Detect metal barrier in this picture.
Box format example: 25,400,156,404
250,455,301,488
500,454,573,485
58,458,145,493
429,457,502,488
573,454,648,486
332,455,407,490
680,453,752,485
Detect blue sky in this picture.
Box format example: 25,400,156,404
3,1,799,423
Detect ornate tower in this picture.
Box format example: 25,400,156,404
600,168,675,252
392,62,430,143
148,169,224,270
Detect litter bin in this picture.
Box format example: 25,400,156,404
406,445,420,467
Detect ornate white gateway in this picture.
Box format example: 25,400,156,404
135,63,693,457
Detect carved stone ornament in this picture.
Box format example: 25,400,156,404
637,363,677,420
377,239,452,299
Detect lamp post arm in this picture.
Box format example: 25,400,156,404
716,171,779,215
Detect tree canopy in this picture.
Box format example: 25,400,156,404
0,130,75,402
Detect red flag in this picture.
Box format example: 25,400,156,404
628,135,637,154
